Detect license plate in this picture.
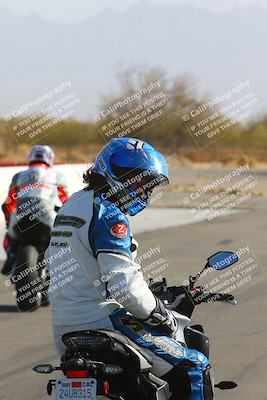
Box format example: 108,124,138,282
56,378,97,399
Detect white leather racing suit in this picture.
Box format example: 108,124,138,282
3,163,68,238
47,187,155,323
46,187,211,399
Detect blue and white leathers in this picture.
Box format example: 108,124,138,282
48,187,208,394
47,188,156,347
111,309,210,400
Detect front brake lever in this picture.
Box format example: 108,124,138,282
187,287,205,305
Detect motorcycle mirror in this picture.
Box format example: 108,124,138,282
33,364,55,374
188,251,239,289
207,252,239,270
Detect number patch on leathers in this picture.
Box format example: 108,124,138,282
110,223,128,238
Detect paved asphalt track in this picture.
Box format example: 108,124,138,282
0,199,266,400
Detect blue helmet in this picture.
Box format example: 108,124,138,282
91,138,169,216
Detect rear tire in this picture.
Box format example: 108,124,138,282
13,245,41,312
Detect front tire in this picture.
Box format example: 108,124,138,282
13,245,41,312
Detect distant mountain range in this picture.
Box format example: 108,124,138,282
0,2,266,119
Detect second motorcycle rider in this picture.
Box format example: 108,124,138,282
1,145,69,275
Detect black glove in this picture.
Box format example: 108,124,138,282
143,296,178,336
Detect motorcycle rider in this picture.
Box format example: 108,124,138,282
1,144,69,276
47,138,197,398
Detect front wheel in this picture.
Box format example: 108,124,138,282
13,245,41,312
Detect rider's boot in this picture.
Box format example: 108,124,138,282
1,234,18,276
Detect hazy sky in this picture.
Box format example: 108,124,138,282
0,0,266,22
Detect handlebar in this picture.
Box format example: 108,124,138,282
208,292,235,302
164,288,237,310
192,291,236,305
149,280,237,317
192,288,234,304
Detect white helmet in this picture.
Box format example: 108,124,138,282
28,145,55,167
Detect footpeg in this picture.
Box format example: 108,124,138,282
215,381,238,390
